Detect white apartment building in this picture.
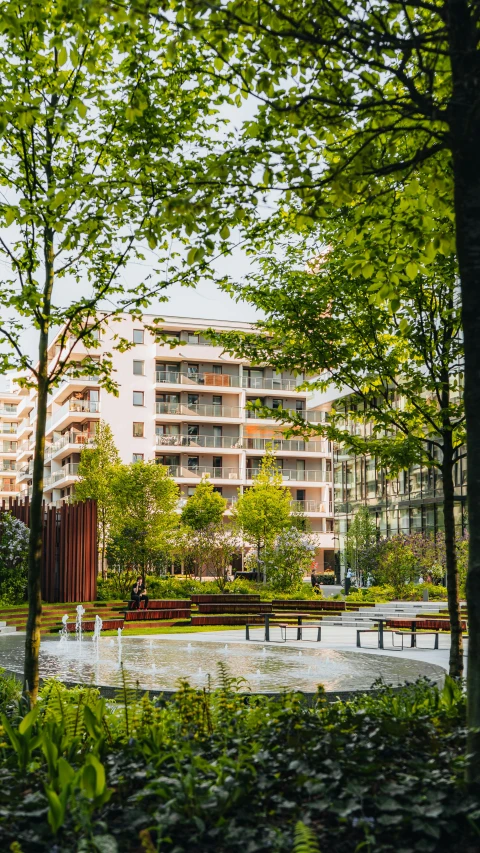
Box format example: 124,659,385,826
3,315,335,569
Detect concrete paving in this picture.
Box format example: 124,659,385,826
151,624,463,674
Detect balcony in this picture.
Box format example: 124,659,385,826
0,483,18,493
46,400,100,433
243,437,328,453
48,373,100,405
165,465,240,480
155,370,241,388
44,463,80,489
242,377,303,392
45,431,96,461
0,407,18,417
155,434,241,450
17,463,34,481
247,468,328,482
245,408,326,423
155,403,241,420
290,500,326,514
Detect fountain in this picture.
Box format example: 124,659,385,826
75,605,85,642
59,614,69,644
92,615,103,656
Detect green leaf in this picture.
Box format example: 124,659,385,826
361,263,375,279
57,46,67,67
406,262,418,280
220,224,230,239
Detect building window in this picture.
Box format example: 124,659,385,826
133,453,144,462
187,332,199,344
212,364,222,374
133,391,144,406
326,519,334,532
133,329,144,344
133,422,144,437
133,360,144,376
187,486,196,496
188,394,199,407
212,395,222,405
213,486,223,494
187,424,199,436
188,456,199,471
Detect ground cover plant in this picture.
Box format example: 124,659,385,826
0,668,478,852
96,576,325,602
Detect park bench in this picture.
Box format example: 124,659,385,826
392,630,439,650
356,629,381,648
246,614,322,642
277,622,322,642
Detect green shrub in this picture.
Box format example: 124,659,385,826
0,672,475,853
0,513,29,605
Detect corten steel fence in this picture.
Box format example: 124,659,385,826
0,497,97,602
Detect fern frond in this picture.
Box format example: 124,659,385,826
292,821,320,853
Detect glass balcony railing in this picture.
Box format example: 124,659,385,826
290,500,326,513
46,400,100,432
242,377,302,391
163,465,239,479
247,469,329,482
45,431,96,460
243,437,328,453
44,463,80,489
0,483,17,493
155,403,241,419
155,370,241,387
155,434,241,449
245,408,326,423
0,407,18,416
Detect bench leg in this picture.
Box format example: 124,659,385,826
434,632,438,650
246,624,250,641
357,630,361,648
317,627,321,642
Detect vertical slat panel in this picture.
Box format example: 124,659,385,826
1,498,97,603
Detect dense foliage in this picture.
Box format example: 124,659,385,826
96,576,325,602
248,527,316,592
0,669,477,852
0,513,29,605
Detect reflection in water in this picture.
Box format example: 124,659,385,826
0,635,444,693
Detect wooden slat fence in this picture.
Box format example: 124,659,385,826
0,497,97,603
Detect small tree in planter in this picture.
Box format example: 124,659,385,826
370,536,417,599
258,527,316,593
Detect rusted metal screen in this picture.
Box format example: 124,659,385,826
0,498,97,603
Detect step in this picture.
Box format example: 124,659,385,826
0,625,17,634
125,609,190,622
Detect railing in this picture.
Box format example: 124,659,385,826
17,464,34,479
242,377,302,391
290,500,326,513
46,400,100,432
155,403,241,418
2,442,18,453
0,407,18,416
17,419,32,435
155,370,241,387
0,427,18,435
245,408,326,423
247,468,328,482
0,483,17,493
243,437,328,453
2,463,17,473
155,434,241,449
45,431,96,460
44,463,80,488
163,465,240,479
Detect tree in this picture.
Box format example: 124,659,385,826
209,191,465,677
345,507,378,586
178,0,480,780
181,476,227,529
233,448,292,580
370,536,418,599
74,422,121,580
110,461,179,580
261,526,315,592
0,0,232,702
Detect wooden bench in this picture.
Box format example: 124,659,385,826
277,622,322,642
356,628,380,647
392,630,439,650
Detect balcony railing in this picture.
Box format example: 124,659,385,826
245,408,326,423
0,427,18,435
242,377,302,392
155,434,241,449
44,463,80,488
0,483,17,493
0,407,18,416
164,465,240,479
290,500,326,513
155,370,241,387
243,437,328,453
45,431,96,460
155,403,241,419
46,400,100,432
247,468,328,482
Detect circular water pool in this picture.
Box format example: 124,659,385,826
0,634,445,694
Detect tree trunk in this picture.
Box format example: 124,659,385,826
24,333,50,702
101,511,107,580
441,432,463,677
449,81,480,787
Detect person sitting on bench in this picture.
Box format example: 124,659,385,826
130,577,149,610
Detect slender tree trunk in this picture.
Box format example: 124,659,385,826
442,432,463,677
101,511,107,581
449,15,480,779
24,233,54,701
